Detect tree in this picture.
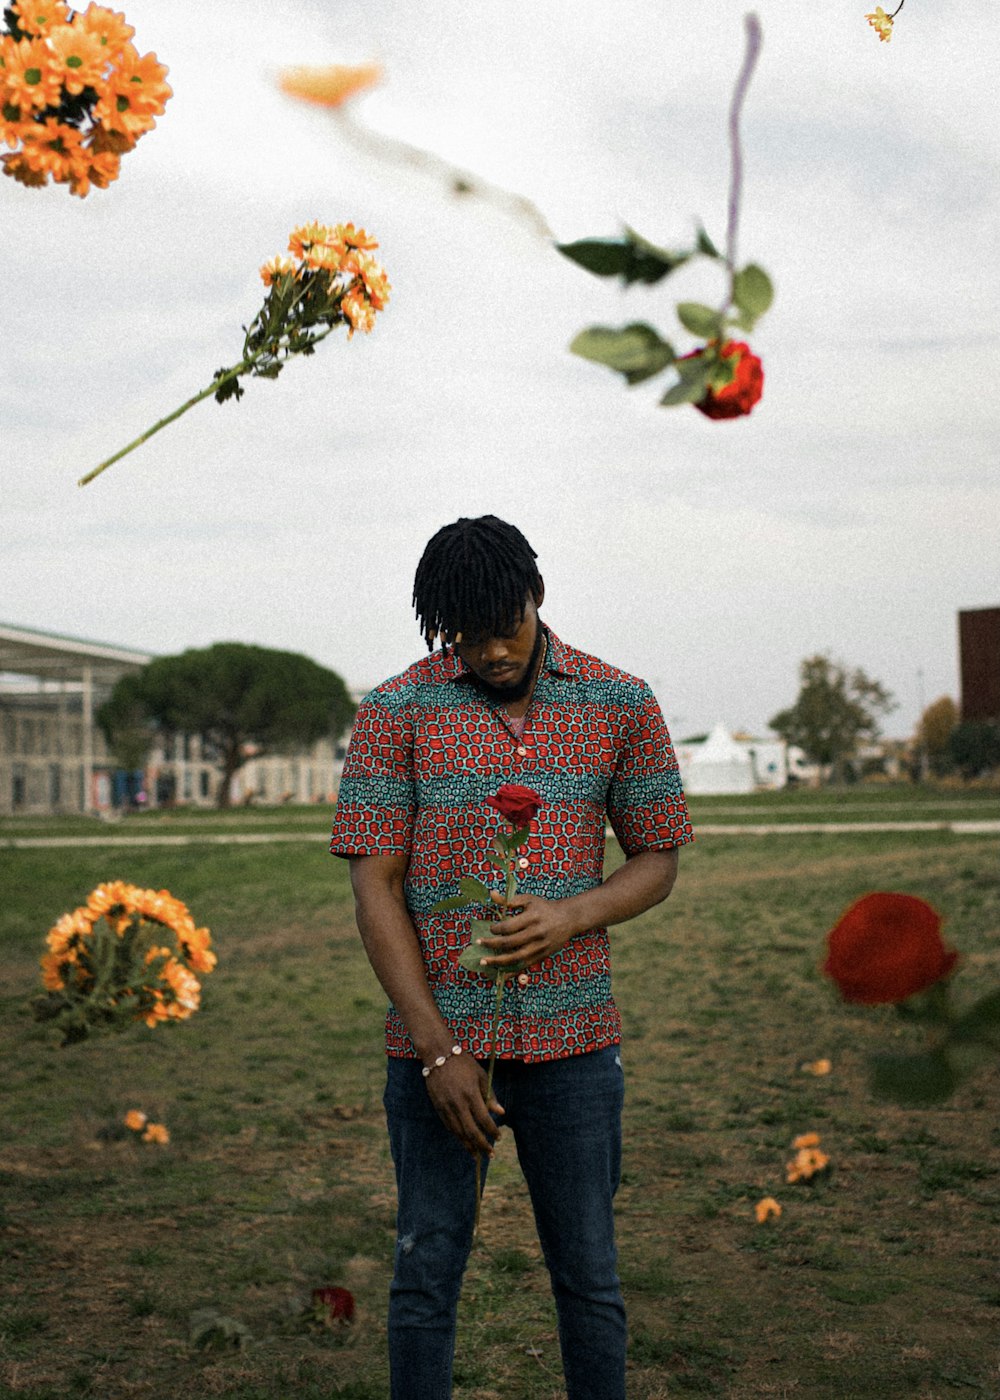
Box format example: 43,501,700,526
769,654,896,784
915,696,959,776
99,643,355,808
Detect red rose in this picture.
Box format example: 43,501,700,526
485,784,542,826
823,893,958,1005
311,1286,355,1323
683,340,764,419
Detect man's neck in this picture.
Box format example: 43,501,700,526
503,630,547,719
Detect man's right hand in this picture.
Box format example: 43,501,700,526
423,1053,504,1157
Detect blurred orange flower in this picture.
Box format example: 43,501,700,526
865,7,894,41
801,1059,832,1076
124,1109,147,1131
786,1132,831,1183
754,1197,782,1223
141,1122,169,1145
278,62,382,109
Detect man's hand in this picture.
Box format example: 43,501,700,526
475,891,575,970
475,848,680,972
423,1053,504,1157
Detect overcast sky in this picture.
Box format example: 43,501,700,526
3,0,997,739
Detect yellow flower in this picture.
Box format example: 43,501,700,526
141,1122,169,1145
755,1197,782,1224
341,287,376,336
260,254,297,286
278,62,383,109
124,1109,147,1131
333,222,379,253
344,248,391,310
288,220,335,261
865,7,894,41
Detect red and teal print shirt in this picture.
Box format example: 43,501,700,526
329,627,693,1063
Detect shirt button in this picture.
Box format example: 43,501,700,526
516,745,527,756
518,857,529,869
517,973,529,987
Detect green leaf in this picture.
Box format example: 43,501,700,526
731,264,774,326
660,376,707,407
696,225,721,258
457,932,504,983
508,825,532,849
570,323,675,385
459,877,495,905
676,302,725,339
556,230,690,286
430,877,496,912
622,226,693,281
868,1049,959,1106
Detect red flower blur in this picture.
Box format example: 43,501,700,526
311,1285,355,1324
485,784,542,826
686,340,764,419
824,893,958,1005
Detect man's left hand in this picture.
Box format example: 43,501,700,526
476,892,575,970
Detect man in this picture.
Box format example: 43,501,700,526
330,515,693,1400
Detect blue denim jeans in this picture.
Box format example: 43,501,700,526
383,1045,626,1400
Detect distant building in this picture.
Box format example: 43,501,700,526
959,607,1000,723
0,623,351,815
676,724,814,794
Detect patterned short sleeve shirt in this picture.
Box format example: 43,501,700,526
329,627,693,1062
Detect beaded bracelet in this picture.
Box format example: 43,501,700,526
421,1044,463,1078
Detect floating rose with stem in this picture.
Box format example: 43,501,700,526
824,891,1000,1104
430,783,542,1236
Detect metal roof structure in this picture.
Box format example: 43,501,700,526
0,624,155,813
0,622,154,687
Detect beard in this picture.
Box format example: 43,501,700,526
468,619,544,703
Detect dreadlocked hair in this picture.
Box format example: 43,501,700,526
413,515,543,649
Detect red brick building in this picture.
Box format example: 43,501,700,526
958,607,1000,723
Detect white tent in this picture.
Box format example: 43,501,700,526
682,722,756,795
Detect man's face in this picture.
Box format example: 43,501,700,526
451,599,543,702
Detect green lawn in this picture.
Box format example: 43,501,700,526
1,822,998,1398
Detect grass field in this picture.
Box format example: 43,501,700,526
1,797,999,1398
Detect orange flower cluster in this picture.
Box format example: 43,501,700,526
124,1110,170,1144
260,221,391,337
0,1,170,196
785,1131,831,1184
41,879,215,1029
